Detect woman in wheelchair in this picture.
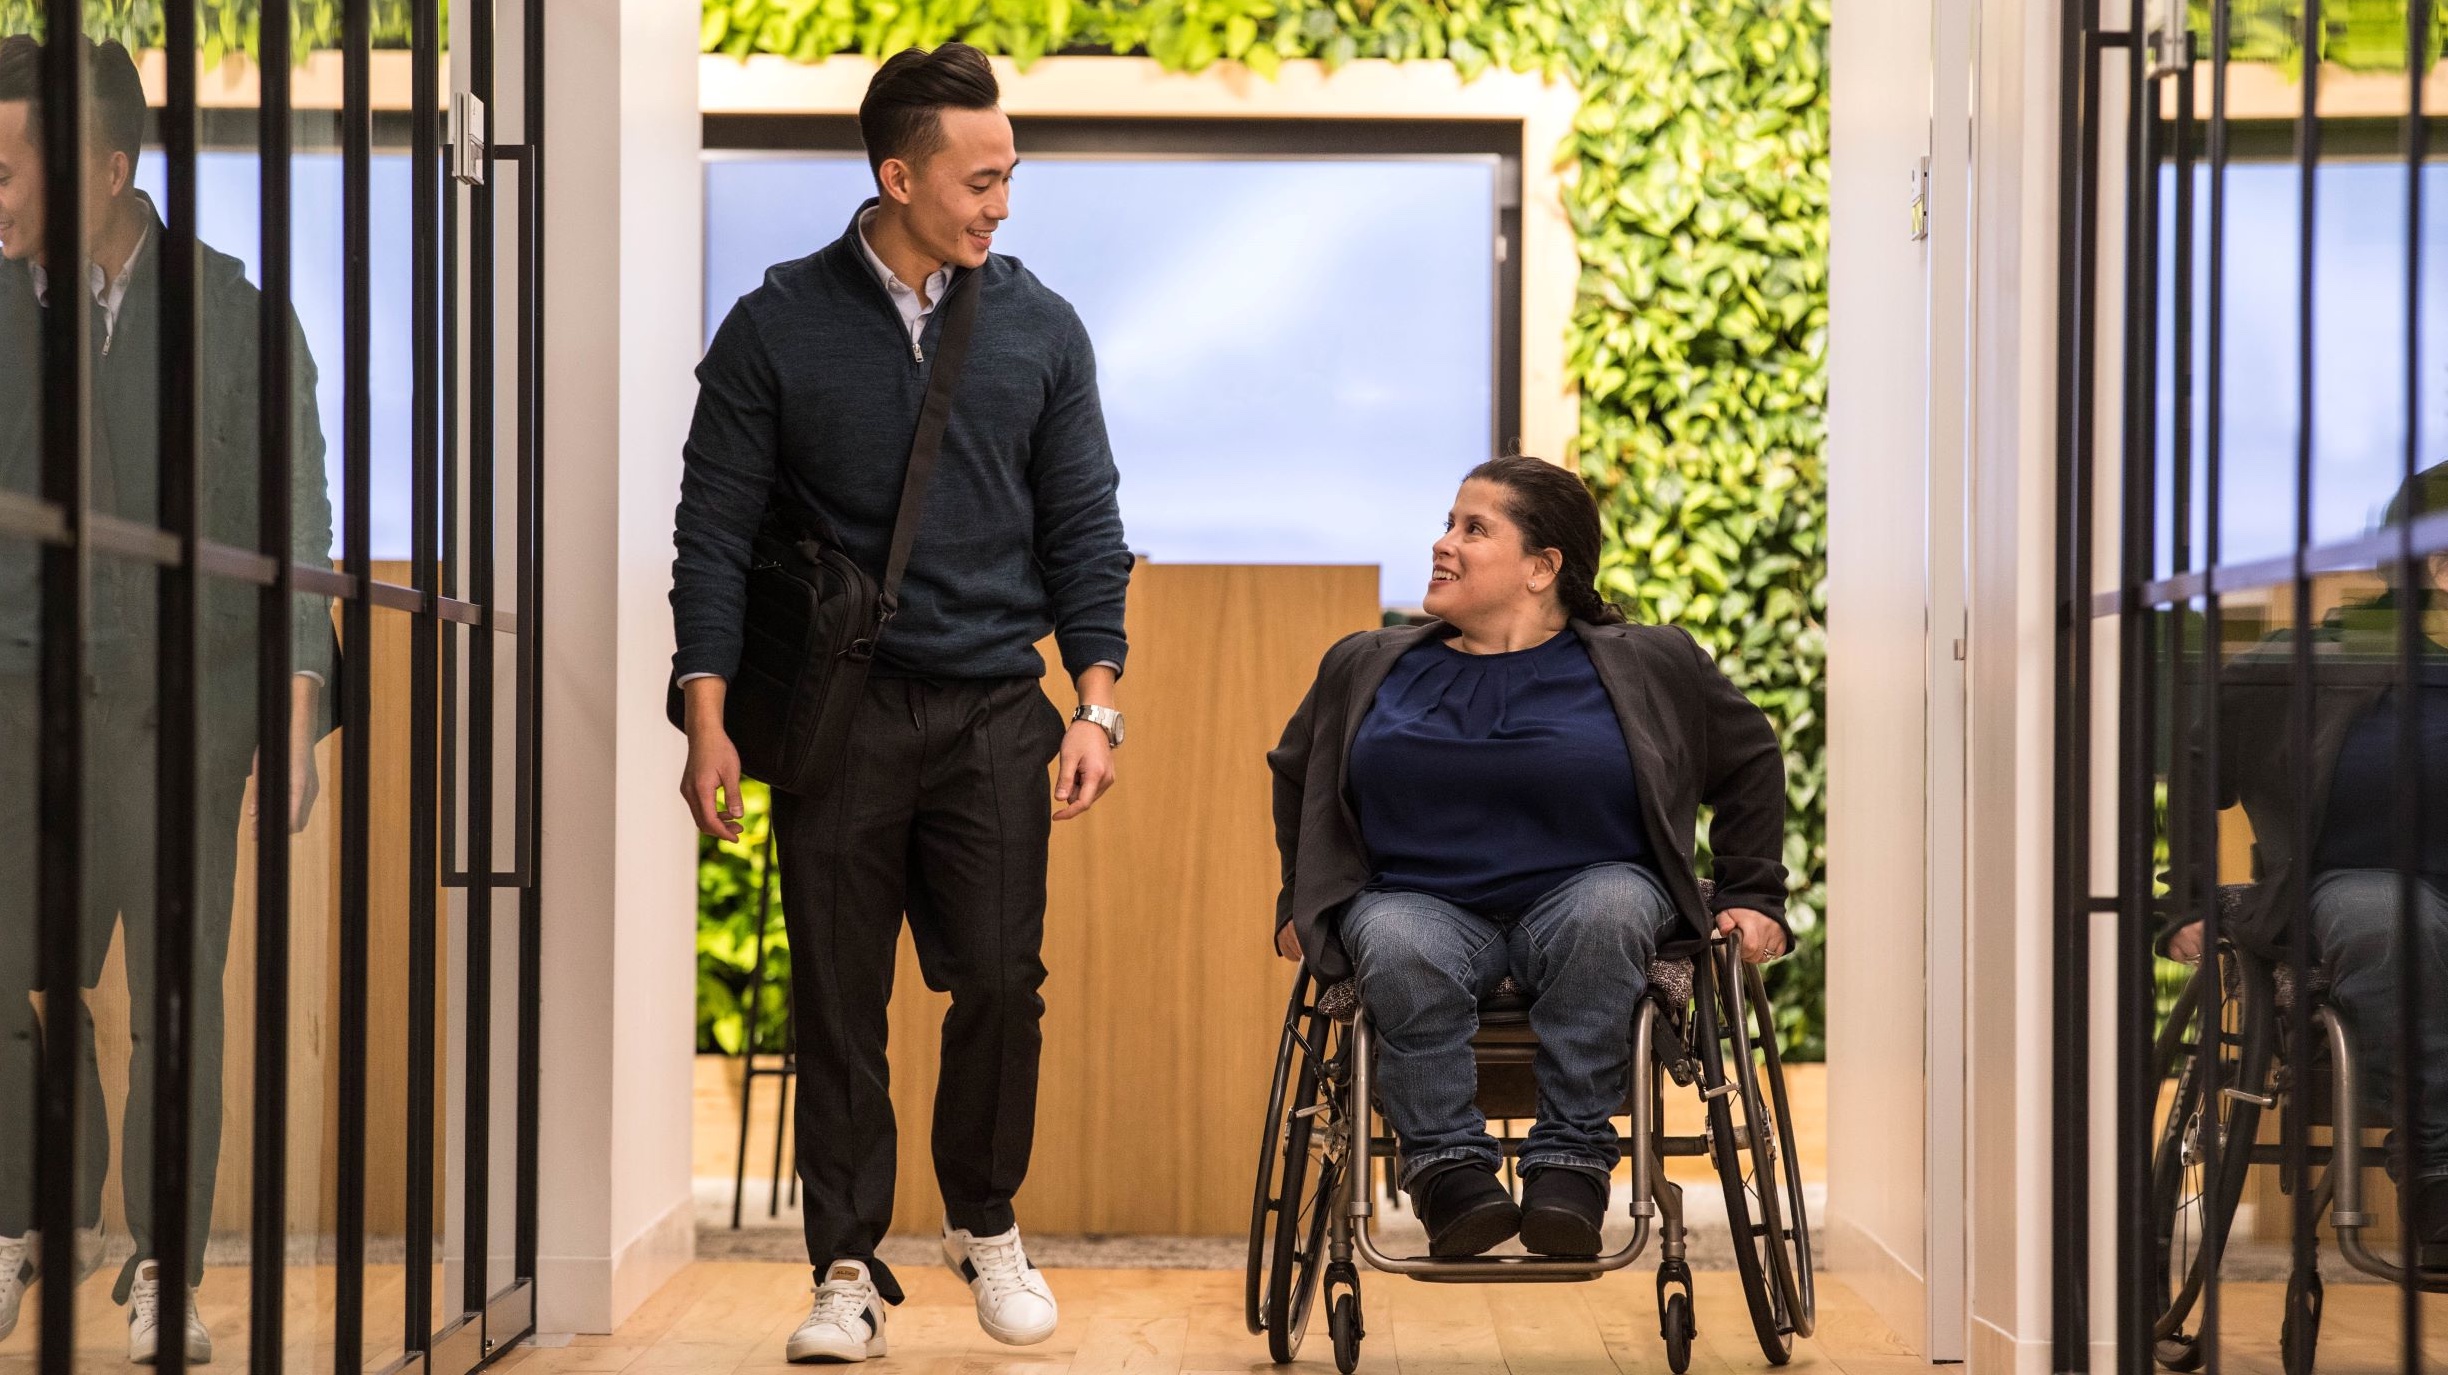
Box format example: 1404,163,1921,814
2165,461,2448,1269
1266,455,1791,1261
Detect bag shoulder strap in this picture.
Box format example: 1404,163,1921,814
877,266,982,618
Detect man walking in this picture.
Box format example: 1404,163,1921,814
671,42,1130,1364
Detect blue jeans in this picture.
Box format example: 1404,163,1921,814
2311,869,2448,1182
1341,862,1679,1189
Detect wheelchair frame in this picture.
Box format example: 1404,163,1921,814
1246,932,1814,1374
2151,930,2448,1375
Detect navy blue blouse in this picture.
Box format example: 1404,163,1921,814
1347,628,1656,918
2315,676,2448,884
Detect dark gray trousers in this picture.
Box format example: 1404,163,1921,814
770,674,1065,1304
0,670,246,1289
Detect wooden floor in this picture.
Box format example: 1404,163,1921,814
487,1262,2448,1375
0,1262,423,1373
495,1261,1926,1375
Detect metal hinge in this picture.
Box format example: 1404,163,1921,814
453,91,487,187
2148,1,2193,77
1908,156,1931,242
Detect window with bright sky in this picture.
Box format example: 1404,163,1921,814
2156,161,2448,573
704,154,1500,609
135,150,417,560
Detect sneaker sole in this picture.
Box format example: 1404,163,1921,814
978,1308,1059,1347
785,1334,885,1364
1427,1200,1523,1259
1518,1204,1604,1258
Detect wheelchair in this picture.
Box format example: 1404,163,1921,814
2151,886,2448,1375
1244,882,1815,1374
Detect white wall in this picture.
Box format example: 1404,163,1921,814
1961,2,2065,1372
1828,0,2070,1368
534,0,703,1335
1826,0,1937,1350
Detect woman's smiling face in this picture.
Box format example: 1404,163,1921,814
1423,478,1557,627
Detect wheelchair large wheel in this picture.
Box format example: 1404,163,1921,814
1246,972,1346,1363
1693,942,1809,1365
2148,945,2274,1367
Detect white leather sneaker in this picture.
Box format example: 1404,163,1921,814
784,1260,886,1364
942,1224,1057,1346
128,1260,213,1365
1,1227,108,1342
0,1235,26,1343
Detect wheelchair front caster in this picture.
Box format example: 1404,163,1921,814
1657,1258,1696,1375
2154,1332,2203,1372
2280,1267,2322,1375
1325,1263,1363,1373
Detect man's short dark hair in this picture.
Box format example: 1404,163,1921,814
857,43,999,187
0,34,147,172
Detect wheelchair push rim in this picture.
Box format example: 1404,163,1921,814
1694,937,1813,1362
1247,971,1314,1334
1248,969,1346,1362
2147,945,2274,1356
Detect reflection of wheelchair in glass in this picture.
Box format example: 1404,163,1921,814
2151,887,2448,1375
1244,881,1814,1375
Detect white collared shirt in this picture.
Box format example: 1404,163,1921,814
857,207,953,351
30,217,150,352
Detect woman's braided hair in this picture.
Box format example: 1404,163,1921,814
1464,454,1628,626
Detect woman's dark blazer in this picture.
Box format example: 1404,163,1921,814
1267,617,1791,980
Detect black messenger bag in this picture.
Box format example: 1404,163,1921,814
666,266,980,796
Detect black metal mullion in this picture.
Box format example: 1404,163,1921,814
2114,0,2165,1364
2197,7,2229,1368
2053,2,2106,1364
337,0,376,1361
2391,0,2430,1348
152,2,203,1370
462,0,500,1312
2161,30,2220,1363
31,2,88,1371
2281,0,2320,1337
251,0,300,1361
407,0,444,1345
514,0,547,1297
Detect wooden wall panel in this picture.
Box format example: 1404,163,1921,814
883,563,1380,1236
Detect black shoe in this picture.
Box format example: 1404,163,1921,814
1408,1163,1520,1258
2415,1175,2448,1272
1518,1168,1608,1257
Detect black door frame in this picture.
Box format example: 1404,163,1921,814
10,0,547,1362
2051,0,2437,1370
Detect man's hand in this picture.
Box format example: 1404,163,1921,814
247,673,323,834
679,677,745,841
1276,923,1303,962
1053,723,1115,821
2167,920,2206,964
1054,665,1120,822
1715,907,1789,965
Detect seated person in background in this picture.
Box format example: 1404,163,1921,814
1266,455,1791,1259
2170,460,2448,1266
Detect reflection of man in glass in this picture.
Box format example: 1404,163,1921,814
0,35,335,1362
2176,463,2448,1267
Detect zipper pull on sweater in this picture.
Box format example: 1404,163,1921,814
912,339,925,365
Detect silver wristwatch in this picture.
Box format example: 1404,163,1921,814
1072,703,1125,748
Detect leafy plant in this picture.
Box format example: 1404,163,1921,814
2189,0,2446,72
697,780,794,1056
0,0,433,66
